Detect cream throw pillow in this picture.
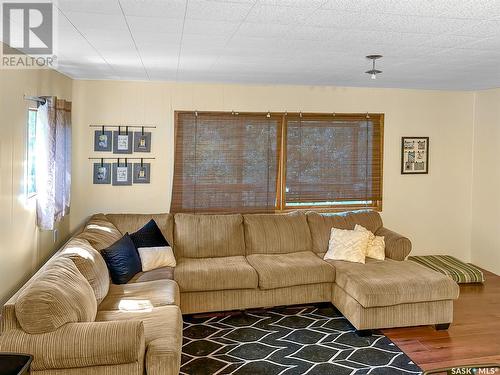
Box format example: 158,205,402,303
324,227,370,264
355,224,385,260
138,246,176,271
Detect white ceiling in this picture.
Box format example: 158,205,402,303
31,0,500,89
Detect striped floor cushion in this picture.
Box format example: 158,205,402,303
408,255,484,283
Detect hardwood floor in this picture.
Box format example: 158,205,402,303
383,268,500,371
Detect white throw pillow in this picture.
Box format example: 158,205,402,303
324,228,370,264
354,225,385,260
138,246,176,271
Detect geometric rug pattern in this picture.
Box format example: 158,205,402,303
180,303,422,375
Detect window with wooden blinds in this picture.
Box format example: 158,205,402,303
171,112,282,213
284,114,383,210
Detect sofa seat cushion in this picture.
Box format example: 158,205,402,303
174,256,258,292
246,251,335,290
130,266,174,283
328,258,460,308
98,280,179,312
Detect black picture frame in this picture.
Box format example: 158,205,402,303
133,163,151,183
113,130,133,154
401,137,429,174
93,162,111,184
112,162,133,185
134,131,151,153
94,130,112,152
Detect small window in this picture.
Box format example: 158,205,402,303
26,109,37,197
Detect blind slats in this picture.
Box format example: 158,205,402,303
285,115,383,205
171,112,383,213
171,113,281,213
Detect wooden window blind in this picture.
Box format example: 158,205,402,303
172,111,383,213
171,112,282,213
284,114,383,210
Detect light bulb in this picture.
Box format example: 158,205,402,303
371,73,376,80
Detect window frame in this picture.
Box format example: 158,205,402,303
26,107,38,199
173,111,384,213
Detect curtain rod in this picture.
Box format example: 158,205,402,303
24,95,46,104
89,125,156,129
88,157,156,160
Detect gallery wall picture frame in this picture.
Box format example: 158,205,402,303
113,128,133,154
93,162,111,184
94,130,112,152
133,162,151,183
112,161,133,185
134,131,151,152
401,136,429,174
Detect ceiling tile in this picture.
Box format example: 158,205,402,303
183,19,240,36
235,22,290,38
322,0,495,18
453,20,500,37
57,0,121,15
62,11,128,32
127,16,184,34
245,4,319,25
120,0,187,18
186,0,254,21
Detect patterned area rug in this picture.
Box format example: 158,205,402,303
180,304,422,375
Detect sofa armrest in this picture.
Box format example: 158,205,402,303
0,320,145,371
375,227,412,261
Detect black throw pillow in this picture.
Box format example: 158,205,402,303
101,233,142,284
130,219,169,248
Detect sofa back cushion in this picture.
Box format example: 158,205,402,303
15,257,97,334
306,210,383,253
106,213,174,248
243,211,312,255
76,213,123,251
174,214,245,258
347,210,383,233
60,238,110,305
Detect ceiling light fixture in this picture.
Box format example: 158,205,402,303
365,55,383,80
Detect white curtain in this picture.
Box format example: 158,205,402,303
36,97,72,230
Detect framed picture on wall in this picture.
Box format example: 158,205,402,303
113,130,133,154
133,162,151,183
134,131,151,152
112,161,132,185
93,162,111,184
94,130,112,152
401,137,429,174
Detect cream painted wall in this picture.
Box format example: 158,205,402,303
0,68,72,304
471,89,500,275
71,80,474,262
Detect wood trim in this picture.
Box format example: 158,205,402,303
378,114,384,211
279,114,288,211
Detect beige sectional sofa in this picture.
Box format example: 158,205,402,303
0,210,459,374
